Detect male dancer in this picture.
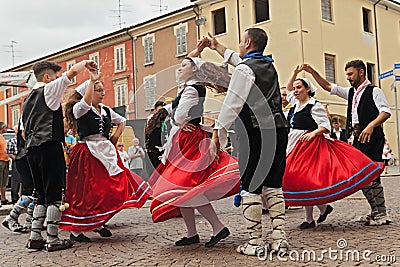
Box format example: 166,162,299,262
208,29,289,256
23,60,97,251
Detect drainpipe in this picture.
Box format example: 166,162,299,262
193,5,202,41
298,0,305,64
237,0,241,42
126,29,138,120
374,0,382,88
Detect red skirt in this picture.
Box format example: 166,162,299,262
283,135,384,206
149,127,240,223
60,143,150,232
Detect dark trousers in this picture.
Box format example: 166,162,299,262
237,126,288,194
145,151,162,178
353,136,384,183
10,161,21,203
26,142,66,205
15,156,35,196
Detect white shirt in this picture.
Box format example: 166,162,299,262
332,128,342,140
173,80,200,126
118,150,129,168
22,74,72,131
128,145,144,169
73,100,126,124
330,83,391,126
286,92,331,155
73,93,126,176
214,49,255,147
161,80,202,163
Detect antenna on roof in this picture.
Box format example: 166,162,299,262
110,0,131,29
3,40,21,66
151,0,168,14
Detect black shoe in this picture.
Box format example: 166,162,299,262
205,227,230,247
43,239,74,252
317,205,334,223
93,227,112,237
299,220,316,229
26,238,46,250
175,234,200,246
2,219,23,232
70,233,91,242
1,199,11,205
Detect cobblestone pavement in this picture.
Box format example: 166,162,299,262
1,176,399,267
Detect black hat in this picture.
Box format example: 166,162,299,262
154,101,166,109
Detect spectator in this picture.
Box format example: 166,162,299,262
330,116,347,142
117,143,130,168
145,107,169,175
0,122,10,206
281,86,292,119
128,138,145,177
64,128,76,168
382,138,392,174
6,126,19,204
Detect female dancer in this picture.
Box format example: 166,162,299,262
282,66,384,228
149,57,240,247
60,70,150,241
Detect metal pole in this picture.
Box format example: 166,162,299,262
394,79,400,171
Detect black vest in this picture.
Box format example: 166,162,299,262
346,84,384,141
238,59,288,129
77,107,112,139
22,86,64,148
15,126,26,160
287,103,318,131
171,83,205,126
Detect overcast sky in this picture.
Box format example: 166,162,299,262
0,0,190,71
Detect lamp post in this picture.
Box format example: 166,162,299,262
392,80,400,171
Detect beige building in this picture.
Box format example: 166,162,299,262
191,0,400,158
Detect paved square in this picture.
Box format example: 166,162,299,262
1,176,399,266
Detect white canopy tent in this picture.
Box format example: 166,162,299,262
0,71,36,106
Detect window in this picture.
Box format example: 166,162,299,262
324,54,336,83
11,104,20,127
366,63,375,85
12,87,18,96
144,76,156,109
114,44,126,72
175,23,187,56
114,83,127,107
213,8,226,35
321,0,332,21
363,8,372,33
255,0,270,23
66,60,76,84
89,52,99,66
143,34,155,65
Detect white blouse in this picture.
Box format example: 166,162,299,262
73,93,126,176
286,92,331,155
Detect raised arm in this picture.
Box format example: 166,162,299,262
187,37,211,57
301,64,332,92
286,65,302,92
82,71,100,106
207,32,226,58
66,60,98,81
